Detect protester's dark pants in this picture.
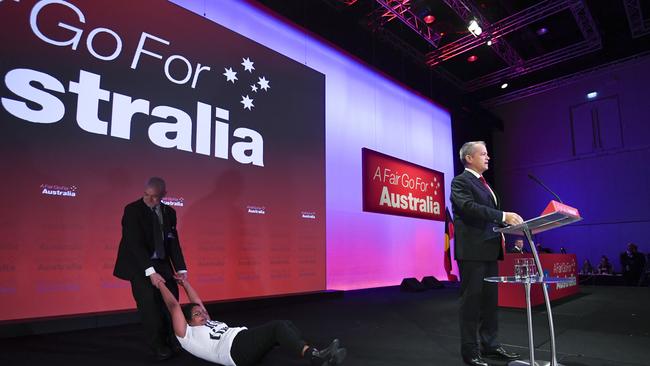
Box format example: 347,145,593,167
230,320,306,366
458,260,499,358
130,259,179,351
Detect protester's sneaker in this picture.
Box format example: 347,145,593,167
309,339,340,366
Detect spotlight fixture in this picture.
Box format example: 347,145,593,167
467,55,478,62
536,27,548,36
487,39,493,46
411,0,435,24
500,82,509,89
468,19,482,36
587,91,598,99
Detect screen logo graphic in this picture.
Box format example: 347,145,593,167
362,148,445,221
40,183,77,197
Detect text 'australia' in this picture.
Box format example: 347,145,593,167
378,186,440,214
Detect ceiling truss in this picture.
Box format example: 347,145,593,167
372,0,442,48
370,0,601,92
623,0,650,38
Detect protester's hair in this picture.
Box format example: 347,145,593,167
145,177,166,192
181,303,202,322
459,141,486,166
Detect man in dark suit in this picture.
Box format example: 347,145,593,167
508,239,527,254
114,177,188,360
451,141,523,366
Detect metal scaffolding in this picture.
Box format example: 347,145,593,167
623,0,650,38
425,0,569,67
481,50,650,108
441,0,524,66
367,0,603,94
373,0,442,48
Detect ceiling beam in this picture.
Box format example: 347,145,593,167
623,0,650,38
373,0,442,48
464,0,601,91
425,0,569,67
441,0,523,66
481,50,650,108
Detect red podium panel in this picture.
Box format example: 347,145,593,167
498,253,579,308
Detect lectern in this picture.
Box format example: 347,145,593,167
487,201,582,366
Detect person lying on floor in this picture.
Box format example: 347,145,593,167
154,275,346,366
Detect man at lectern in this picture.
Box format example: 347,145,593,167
451,141,524,366
114,177,188,360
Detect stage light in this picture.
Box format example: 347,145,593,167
467,55,478,62
411,1,435,24
468,19,482,36
536,27,548,36
487,39,493,46
500,82,508,89
587,91,598,99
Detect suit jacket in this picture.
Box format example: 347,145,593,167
620,251,646,273
113,198,187,280
508,246,526,254
451,170,505,261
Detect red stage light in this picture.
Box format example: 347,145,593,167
424,14,435,24
467,55,478,62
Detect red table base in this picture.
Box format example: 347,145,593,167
498,253,579,308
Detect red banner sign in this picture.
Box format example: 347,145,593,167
362,148,445,221
498,253,579,308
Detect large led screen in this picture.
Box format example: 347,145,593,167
0,0,325,321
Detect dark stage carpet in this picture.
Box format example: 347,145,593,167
1,285,649,366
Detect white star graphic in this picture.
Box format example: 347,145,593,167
240,95,254,110
251,84,258,92
223,67,238,83
241,57,255,73
257,76,270,91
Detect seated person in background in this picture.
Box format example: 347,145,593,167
581,259,594,274
597,255,613,275
154,276,346,366
620,243,646,286
508,239,527,253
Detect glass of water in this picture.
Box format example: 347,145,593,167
526,258,538,279
514,258,529,280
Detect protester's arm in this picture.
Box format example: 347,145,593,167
155,280,187,338
178,279,206,312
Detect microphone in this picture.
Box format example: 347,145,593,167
527,173,563,203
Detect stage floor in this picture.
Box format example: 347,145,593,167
1,285,649,366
